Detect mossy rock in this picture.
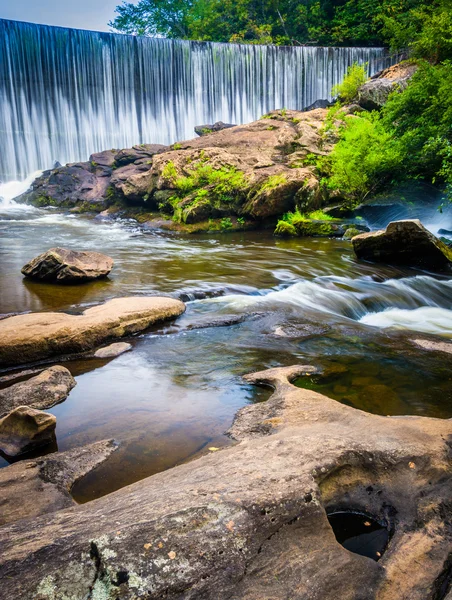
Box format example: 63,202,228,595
274,221,298,237
342,227,362,240
292,219,346,237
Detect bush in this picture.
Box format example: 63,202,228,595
332,63,367,104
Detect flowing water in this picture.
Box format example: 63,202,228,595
0,18,397,181
0,200,451,501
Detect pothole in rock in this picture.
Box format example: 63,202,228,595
327,511,390,561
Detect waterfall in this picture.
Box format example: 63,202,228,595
0,19,396,182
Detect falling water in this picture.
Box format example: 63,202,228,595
0,19,396,182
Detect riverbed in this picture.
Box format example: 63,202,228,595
1,203,451,501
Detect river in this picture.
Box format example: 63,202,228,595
0,201,451,502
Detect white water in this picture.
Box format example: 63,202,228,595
0,171,42,207
0,18,396,182
208,274,452,337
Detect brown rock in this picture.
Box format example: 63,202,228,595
93,342,132,358
0,406,56,456
0,296,185,368
358,62,417,110
0,439,117,526
0,365,450,599
21,247,114,283
0,366,76,417
352,219,452,269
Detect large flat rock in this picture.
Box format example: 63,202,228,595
0,297,185,367
0,366,450,599
352,219,452,269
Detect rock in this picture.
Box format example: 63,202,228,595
94,342,132,358
194,121,236,136
352,219,452,269
0,366,76,417
303,98,332,111
342,226,362,240
0,406,56,456
114,144,167,167
21,247,114,283
0,296,185,367
0,440,117,525
0,365,450,599
411,338,452,354
358,62,417,110
89,150,117,168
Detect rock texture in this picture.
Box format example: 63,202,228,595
0,365,450,599
352,219,452,269
0,439,117,526
0,297,185,367
21,247,114,283
0,406,56,456
358,62,417,110
0,366,76,417
18,108,336,224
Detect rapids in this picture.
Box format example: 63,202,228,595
0,202,451,501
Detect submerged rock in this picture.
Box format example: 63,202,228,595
0,439,117,525
0,296,185,367
0,406,56,457
0,365,450,599
0,366,76,417
352,219,452,269
21,247,114,283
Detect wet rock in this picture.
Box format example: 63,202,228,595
0,365,450,599
0,366,76,417
114,144,167,167
0,296,185,367
194,121,236,136
0,406,56,457
343,226,362,240
94,342,132,358
352,219,452,269
0,440,117,525
411,338,452,355
21,247,114,283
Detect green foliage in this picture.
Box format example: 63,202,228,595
327,113,404,203
274,220,297,237
258,174,287,193
110,0,436,47
174,163,248,202
220,217,233,229
162,160,178,182
173,142,182,150
306,209,334,220
332,63,367,103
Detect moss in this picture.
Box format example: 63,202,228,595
342,226,361,239
258,174,287,193
274,220,297,237
162,160,178,183
172,142,182,150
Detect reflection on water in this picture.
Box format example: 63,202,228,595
0,205,451,500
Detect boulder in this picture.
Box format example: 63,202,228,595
194,121,236,136
0,366,76,417
21,247,114,283
0,296,185,367
303,98,332,111
358,62,417,110
0,365,450,599
0,406,56,456
94,342,132,358
352,219,452,269
114,144,167,167
0,439,117,525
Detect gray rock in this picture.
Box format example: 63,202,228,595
0,366,76,417
194,121,236,136
352,219,452,269
0,406,56,456
21,247,114,283
303,98,332,111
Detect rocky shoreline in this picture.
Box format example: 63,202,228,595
0,365,450,599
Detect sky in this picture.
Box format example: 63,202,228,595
0,0,138,32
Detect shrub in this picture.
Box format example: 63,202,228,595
332,63,368,104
